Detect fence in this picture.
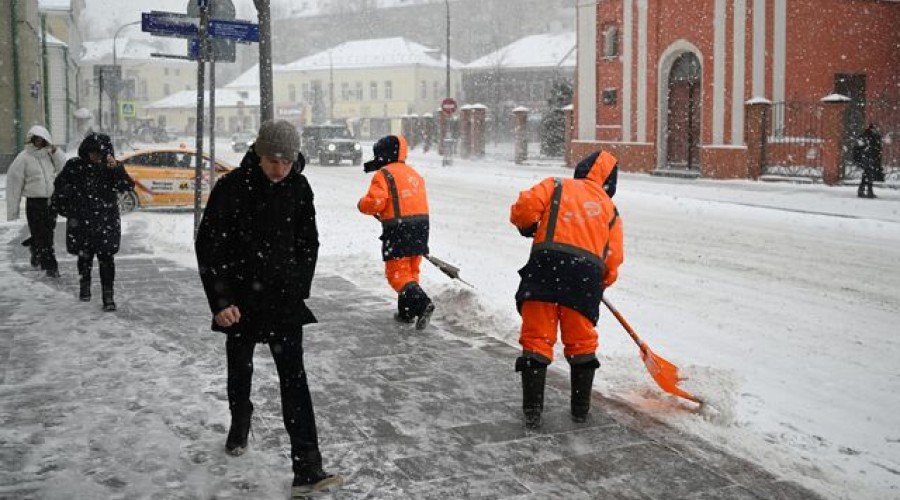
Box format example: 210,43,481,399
761,101,825,179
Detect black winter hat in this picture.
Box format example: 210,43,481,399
78,132,115,160
364,135,402,173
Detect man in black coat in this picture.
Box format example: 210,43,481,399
195,120,342,497
854,123,884,199
52,132,135,310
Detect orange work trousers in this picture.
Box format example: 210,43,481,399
385,255,422,292
520,300,598,363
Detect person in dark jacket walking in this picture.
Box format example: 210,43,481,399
854,123,884,199
357,135,435,329
52,133,134,310
6,125,67,276
509,150,623,429
195,120,342,498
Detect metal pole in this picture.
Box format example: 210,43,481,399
112,21,140,140
41,14,50,129
209,60,216,188
193,3,209,237
10,0,23,149
98,73,103,131
255,0,274,122
445,0,450,98
329,50,334,123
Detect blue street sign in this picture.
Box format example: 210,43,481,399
141,12,199,39
208,19,259,43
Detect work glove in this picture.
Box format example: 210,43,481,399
518,223,538,238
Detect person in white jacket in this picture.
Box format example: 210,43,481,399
6,125,67,277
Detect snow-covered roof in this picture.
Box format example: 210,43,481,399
38,0,72,11
280,37,461,72
464,32,576,70
145,89,260,110
285,0,450,18
225,64,288,90
80,36,192,65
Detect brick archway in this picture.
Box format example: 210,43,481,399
656,41,704,172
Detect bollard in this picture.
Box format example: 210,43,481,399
513,106,529,164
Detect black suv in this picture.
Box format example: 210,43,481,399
301,124,362,165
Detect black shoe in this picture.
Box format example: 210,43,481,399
30,254,40,268
45,269,60,278
101,289,116,312
291,471,343,498
415,302,435,330
570,358,600,423
79,279,91,301
516,356,547,430
225,408,252,456
524,410,542,430
393,312,415,324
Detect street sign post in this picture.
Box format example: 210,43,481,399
441,97,457,115
141,11,199,38
208,19,260,43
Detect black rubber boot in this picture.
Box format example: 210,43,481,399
225,403,253,456
570,358,601,423
516,356,548,430
79,276,91,301
101,288,116,312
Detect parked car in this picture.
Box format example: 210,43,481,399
301,124,362,165
117,148,234,213
231,131,255,153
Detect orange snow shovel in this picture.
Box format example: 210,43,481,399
602,298,703,404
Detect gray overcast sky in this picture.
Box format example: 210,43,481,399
81,0,262,39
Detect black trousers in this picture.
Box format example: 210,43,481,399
25,198,57,272
858,169,875,196
226,331,322,475
77,252,115,288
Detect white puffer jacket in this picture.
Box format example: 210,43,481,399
6,126,67,221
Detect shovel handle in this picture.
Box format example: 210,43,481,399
602,297,643,349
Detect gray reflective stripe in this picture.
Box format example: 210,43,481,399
533,241,606,270
544,178,564,243
382,214,429,227
381,168,402,218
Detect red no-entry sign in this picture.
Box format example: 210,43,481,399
441,97,457,114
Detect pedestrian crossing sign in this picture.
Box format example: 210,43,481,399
120,101,137,118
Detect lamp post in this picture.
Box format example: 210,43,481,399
111,20,140,136
444,0,450,98
328,49,334,123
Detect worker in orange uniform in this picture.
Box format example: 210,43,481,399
509,150,623,429
358,135,435,330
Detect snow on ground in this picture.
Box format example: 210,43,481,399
3,144,899,499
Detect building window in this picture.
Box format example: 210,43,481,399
355,81,363,100
289,84,297,102
140,81,148,100
603,25,619,58
370,81,378,100
175,68,180,76
164,83,171,95
384,81,393,99
420,80,427,99
342,82,350,101
433,81,440,99
164,68,169,76
302,82,310,103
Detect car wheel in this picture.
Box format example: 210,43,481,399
118,190,139,214
352,156,362,166
319,153,329,165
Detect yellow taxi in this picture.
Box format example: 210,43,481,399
117,148,234,212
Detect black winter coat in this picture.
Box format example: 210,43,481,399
195,149,319,342
53,157,135,256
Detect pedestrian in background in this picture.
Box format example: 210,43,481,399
509,150,623,429
855,123,884,199
6,125,66,277
358,134,435,330
195,120,342,498
51,132,134,311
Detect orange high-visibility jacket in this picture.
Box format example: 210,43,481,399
510,151,623,324
358,139,430,260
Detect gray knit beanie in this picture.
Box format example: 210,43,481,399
255,120,300,159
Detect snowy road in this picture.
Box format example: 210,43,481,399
3,147,899,498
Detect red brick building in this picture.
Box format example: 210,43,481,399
571,0,900,181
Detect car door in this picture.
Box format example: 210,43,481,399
124,152,182,208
